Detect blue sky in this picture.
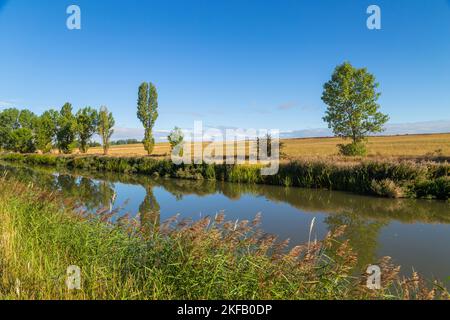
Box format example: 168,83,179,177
0,0,450,138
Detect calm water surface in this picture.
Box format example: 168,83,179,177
2,163,450,283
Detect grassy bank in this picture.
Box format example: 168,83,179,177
0,176,448,300
1,153,449,200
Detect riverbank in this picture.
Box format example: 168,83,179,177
1,153,449,200
1,176,448,300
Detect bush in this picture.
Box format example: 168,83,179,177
413,176,450,200
338,142,367,156
204,164,216,180
371,179,404,198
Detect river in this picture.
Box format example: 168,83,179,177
1,162,450,283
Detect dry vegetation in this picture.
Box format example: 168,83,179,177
84,133,450,159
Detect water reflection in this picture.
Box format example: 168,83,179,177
325,213,386,271
139,183,160,235
1,162,450,281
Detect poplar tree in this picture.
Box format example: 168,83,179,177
137,82,159,155
97,106,115,155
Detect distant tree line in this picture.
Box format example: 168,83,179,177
110,139,141,146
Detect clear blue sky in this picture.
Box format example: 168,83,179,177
0,0,449,134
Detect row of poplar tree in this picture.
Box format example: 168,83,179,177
0,82,170,156
0,103,115,155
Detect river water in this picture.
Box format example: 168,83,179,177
2,162,449,283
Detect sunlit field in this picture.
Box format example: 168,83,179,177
85,133,450,159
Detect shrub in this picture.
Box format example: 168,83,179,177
338,142,367,156
204,164,216,180
371,179,404,198
413,176,450,200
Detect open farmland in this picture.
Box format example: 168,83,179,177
85,133,450,159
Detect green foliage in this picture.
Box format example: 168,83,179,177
371,179,404,198
110,139,139,146
17,109,37,130
322,62,389,145
97,106,115,155
338,141,367,156
0,108,20,150
137,82,159,155
35,109,59,153
413,176,450,200
56,103,77,154
76,107,98,154
167,126,184,157
228,165,261,183
204,163,216,180
0,108,38,153
9,128,36,153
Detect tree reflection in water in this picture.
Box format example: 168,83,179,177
325,212,386,271
139,183,160,236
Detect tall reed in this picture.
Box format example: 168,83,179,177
1,177,448,300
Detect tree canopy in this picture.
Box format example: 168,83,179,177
57,103,77,154
322,62,389,144
76,107,99,154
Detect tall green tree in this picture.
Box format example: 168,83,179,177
18,109,37,130
57,103,77,154
35,109,59,153
76,107,98,154
97,106,115,155
322,62,389,154
0,108,20,150
137,82,159,155
0,108,37,153
10,128,36,153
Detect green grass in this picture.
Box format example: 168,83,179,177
1,153,449,200
1,177,448,300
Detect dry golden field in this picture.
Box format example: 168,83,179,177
86,133,450,159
